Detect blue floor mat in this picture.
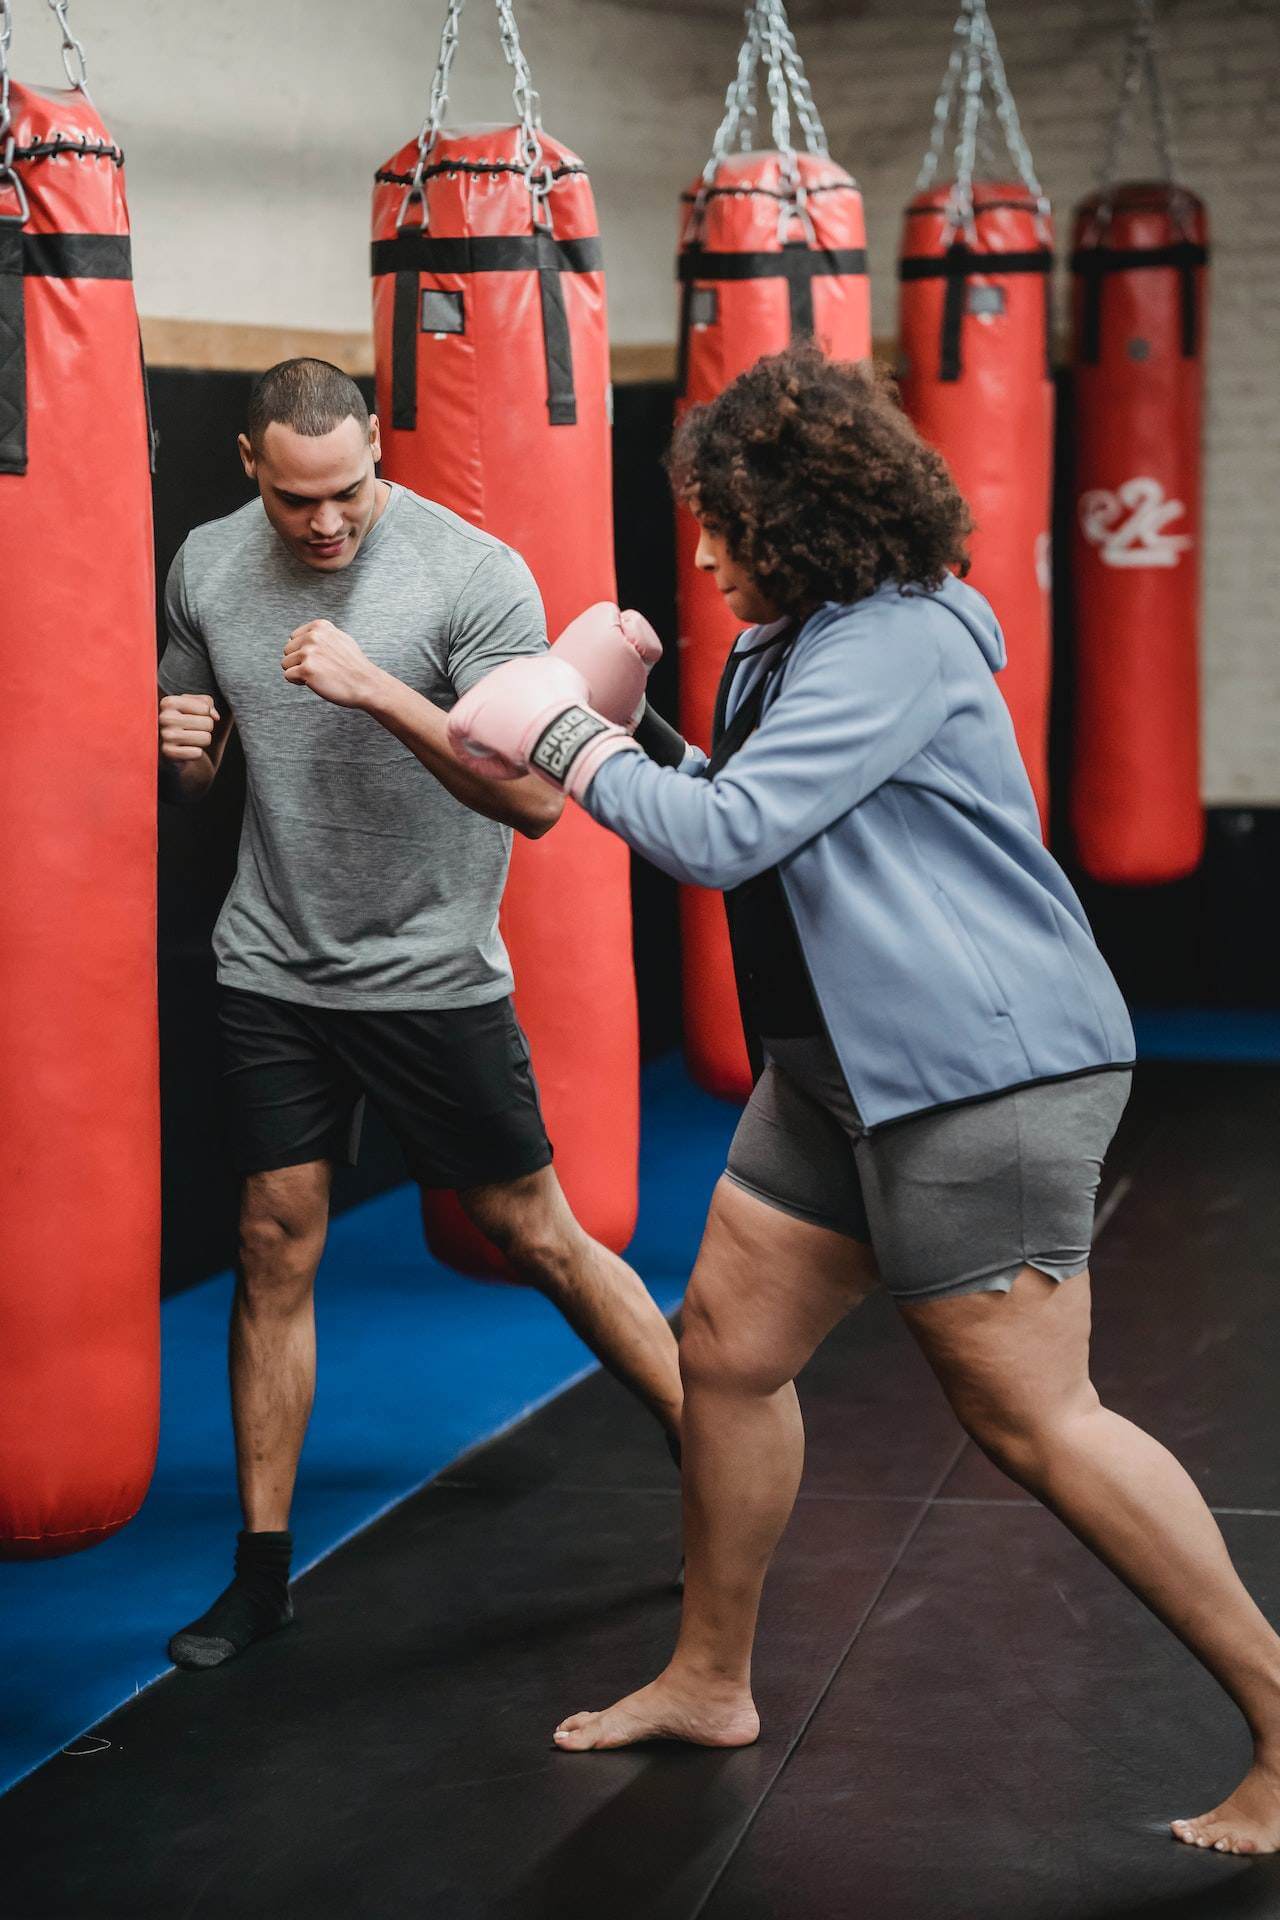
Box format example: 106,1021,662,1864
1132,1006,1280,1062
0,1054,740,1798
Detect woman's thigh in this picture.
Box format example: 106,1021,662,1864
682,1176,880,1394
897,1264,1097,1438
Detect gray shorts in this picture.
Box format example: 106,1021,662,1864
725,1033,1131,1304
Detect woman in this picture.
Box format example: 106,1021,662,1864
448,345,1280,1856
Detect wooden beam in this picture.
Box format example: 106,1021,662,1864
138,319,948,386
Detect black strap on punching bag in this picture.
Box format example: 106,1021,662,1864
372,230,603,434
676,241,869,399
898,240,1054,383
1071,238,1209,365
0,228,134,477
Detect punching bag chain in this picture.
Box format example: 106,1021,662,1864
764,0,829,159
1100,0,1181,215
915,0,1048,243
400,0,465,230
45,0,88,94
399,0,552,234
494,0,554,229
0,0,28,226
697,1,830,243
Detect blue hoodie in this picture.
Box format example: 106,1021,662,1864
583,574,1135,1129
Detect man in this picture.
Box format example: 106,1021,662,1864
160,358,682,1669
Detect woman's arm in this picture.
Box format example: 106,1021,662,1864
581,609,947,887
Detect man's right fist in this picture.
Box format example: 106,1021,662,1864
549,603,662,731
159,693,220,762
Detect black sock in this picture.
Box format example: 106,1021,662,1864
168,1530,294,1670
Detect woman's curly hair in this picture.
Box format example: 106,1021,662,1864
667,343,972,615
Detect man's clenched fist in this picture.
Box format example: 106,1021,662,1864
282,620,385,710
159,693,221,762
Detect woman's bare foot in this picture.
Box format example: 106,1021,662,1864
1171,1756,1280,1855
553,1668,760,1752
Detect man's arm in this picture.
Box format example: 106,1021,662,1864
159,693,235,805
158,543,235,805
281,620,562,838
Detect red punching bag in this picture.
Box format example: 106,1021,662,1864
1069,8,1206,884
0,58,160,1555
897,1,1054,828
676,2,870,1101
371,14,637,1271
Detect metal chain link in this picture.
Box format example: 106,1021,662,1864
696,0,830,244
1101,0,1178,194
398,0,551,233
915,15,966,195
0,0,30,224
495,0,553,227
399,0,466,229
765,0,828,157
950,0,986,236
707,4,765,173
0,0,13,149
977,5,1048,218
46,0,88,92
914,0,1048,241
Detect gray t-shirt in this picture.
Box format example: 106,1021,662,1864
158,483,547,1009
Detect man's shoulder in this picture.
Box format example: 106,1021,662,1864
177,496,273,579
388,487,530,578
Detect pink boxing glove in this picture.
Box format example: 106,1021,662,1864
449,653,639,801
549,603,662,731
448,656,586,781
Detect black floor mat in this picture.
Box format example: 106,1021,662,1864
4,1064,1279,1920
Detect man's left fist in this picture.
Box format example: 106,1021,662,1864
282,620,384,710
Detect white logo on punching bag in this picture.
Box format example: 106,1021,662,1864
1078,477,1194,569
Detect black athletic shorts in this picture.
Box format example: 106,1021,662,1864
217,986,553,1188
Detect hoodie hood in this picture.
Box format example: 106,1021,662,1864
934,573,1008,674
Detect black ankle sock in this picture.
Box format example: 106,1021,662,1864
168,1530,294,1670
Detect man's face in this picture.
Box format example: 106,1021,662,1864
240,415,384,571
693,514,782,626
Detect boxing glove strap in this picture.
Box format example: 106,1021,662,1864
530,705,617,785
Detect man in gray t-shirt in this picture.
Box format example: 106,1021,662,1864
159,359,681,1670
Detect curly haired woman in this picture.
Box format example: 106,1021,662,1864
447,344,1280,1855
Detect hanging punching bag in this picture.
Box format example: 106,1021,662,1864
898,2,1054,829
676,4,870,1102
0,72,160,1557
372,96,637,1269
1069,51,1207,885
898,183,1054,823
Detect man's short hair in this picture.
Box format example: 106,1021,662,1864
247,358,370,452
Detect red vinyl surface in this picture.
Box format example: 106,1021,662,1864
1070,184,1207,886
372,127,638,1269
899,182,1054,830
675,152,871,1101
0,84,159,1557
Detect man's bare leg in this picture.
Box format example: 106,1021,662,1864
231,1160,333,1529
169,1161,330,1669
554,1180,876,1750
900,1267,1280,1857
459,1165,686,1444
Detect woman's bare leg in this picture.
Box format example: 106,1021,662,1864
555,1179,876,1751
901,1267,1280,1856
